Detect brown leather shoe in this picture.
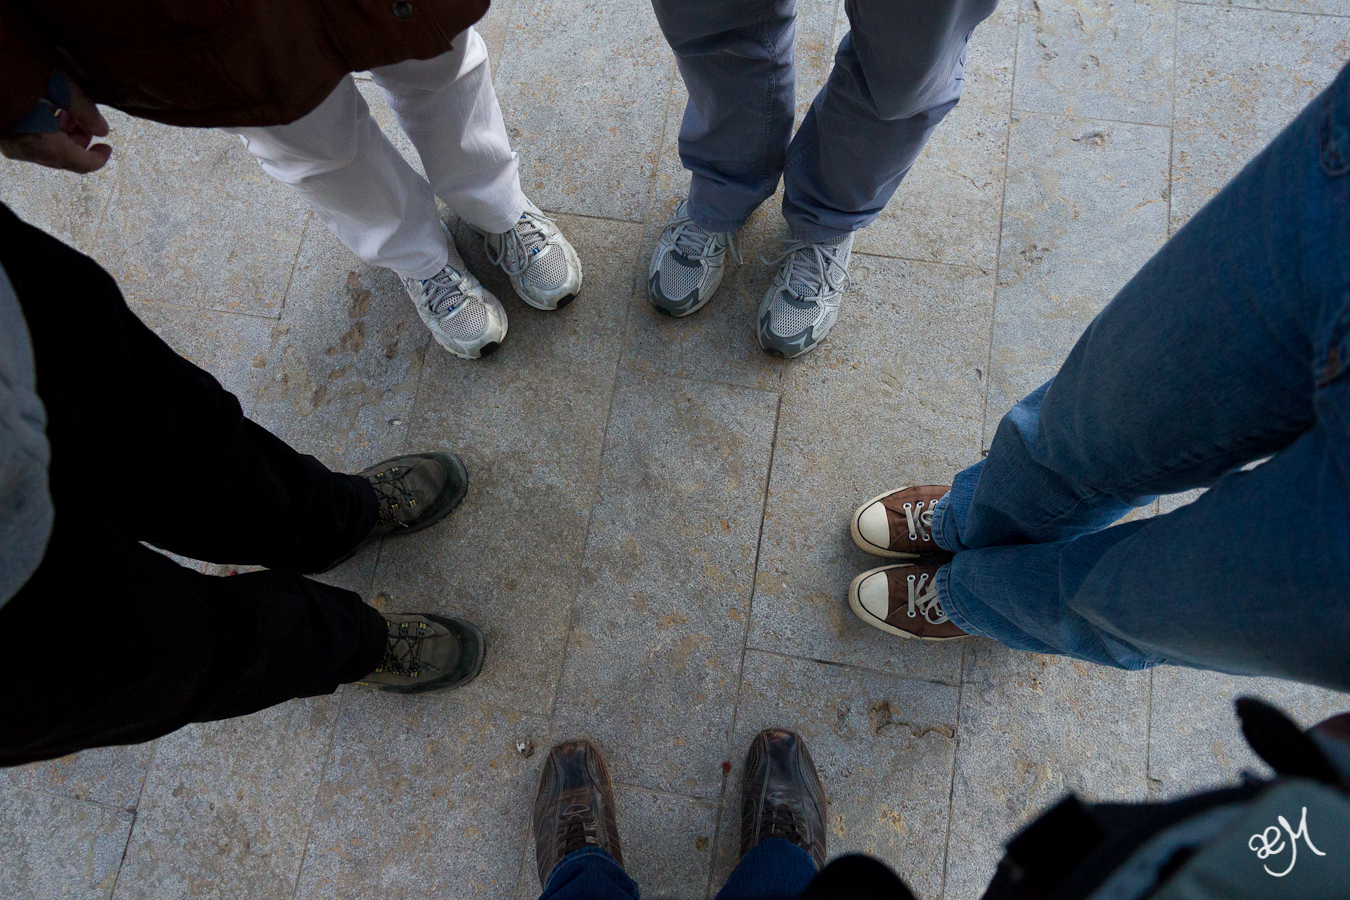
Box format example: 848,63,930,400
850,485,950,558
533,740,623,887
740,729,827,870
849,563,968,640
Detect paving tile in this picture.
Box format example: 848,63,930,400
0,788,134,900
1189,0,1350,20
945,643,1151,900
615,786,719,899
375,215,637,716
0,110,134,255
985,113,1170,446
6,743,154,809
512,779,718,900
493,0,674,221
295,690,549,900
1170,5,1350,231
96,117,309,317
1014,0,1176,126
1148,668,1350,798
746,256,993,682
247,220,430,474
710,652,960,900
129,299,278,401
552,370,779,798
855,0,1017,269
112,697,338,900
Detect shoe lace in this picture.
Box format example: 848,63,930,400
903,500,934,544
556,804,603,858
374,619,430,676
906,572,948,625
762,239,851,299
420,267,468,316
486,210,550,277
368,464,419,526
666,210,743,264
761,798,805,846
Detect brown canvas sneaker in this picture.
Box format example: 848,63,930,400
740,729,827,870
354,613,485,694
850,485,950,558
533,740,623,887
849,564,968,641
320,451,469,571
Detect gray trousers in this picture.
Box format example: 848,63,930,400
652,0,998,241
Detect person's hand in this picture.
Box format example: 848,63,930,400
0,80,111,173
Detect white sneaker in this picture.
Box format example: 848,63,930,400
474,200,582,311
404,224,509,359
757,234,853,358
647,199,741,317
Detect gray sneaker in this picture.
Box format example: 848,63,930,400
404,224,509,359
475,200,583,311
648,199,741,317
354,613,486,694
757,234,853,358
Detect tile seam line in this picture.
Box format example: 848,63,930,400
982,0,1021,453
1176,0,1350,17
289,688,346,900
938,641,969,900
1166,0,1180,237
703,390,781,900
545,354,626,724
610,780,719,804
742,646,962,689
274,212,314,320
852,250,990,273
0,783,138,817
108,729,159,899
545,208,648,723
615,360,781,396
128,297,285,322
1010,107,1175,131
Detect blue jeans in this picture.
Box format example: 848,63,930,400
537,840,914,900
651,0,998,241
929,62,1350,692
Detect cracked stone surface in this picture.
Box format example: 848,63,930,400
3,2,1349,899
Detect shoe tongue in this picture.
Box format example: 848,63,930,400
516,214,546,256
786,236,848,297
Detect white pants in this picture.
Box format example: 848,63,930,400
231,28,526,281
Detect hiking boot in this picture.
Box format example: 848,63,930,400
404,224,508,359
354,613,486,694
320,452,468,571
648,199,741,317
474,200,583,311
849,564,968,641
851,486,951,558
757,234,852,358
533,740,623,887
740,729,827,870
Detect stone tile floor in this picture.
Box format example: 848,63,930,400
3,1,1350,898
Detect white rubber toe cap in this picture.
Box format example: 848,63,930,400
856,571,890,620
856,503,890,550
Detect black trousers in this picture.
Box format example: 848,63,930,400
0,205,387,767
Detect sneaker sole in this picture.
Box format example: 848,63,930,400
849,490,924,559
847,566,966,642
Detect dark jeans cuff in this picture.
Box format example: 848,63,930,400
540,847,637,900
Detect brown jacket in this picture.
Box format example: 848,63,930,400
0,0,489,130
